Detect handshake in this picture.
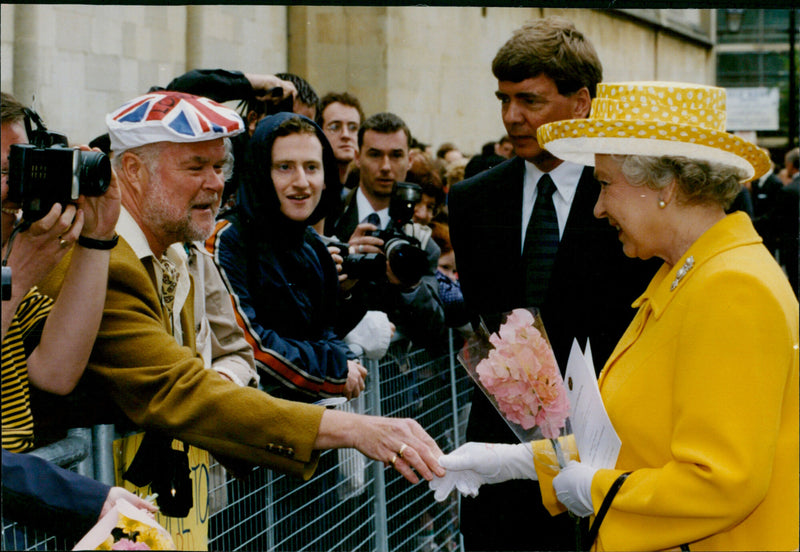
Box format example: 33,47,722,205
428,441,596,518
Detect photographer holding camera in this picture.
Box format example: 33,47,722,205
331,112,445,349
1,91,120,452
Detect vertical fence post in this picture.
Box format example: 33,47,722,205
265,469,275,551
448,329,468,552
367,357,389,552
447,329,463,448
67,427,94,478
92,424,117,486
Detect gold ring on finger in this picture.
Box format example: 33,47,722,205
398,443,408,459
59,239,69,248
389,454,398,467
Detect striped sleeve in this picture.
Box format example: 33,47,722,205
2,288,53,452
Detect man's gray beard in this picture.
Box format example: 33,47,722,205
145,203,216,245
142,178,217,245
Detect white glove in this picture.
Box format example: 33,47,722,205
429,442,538,502
553,460,597,517
344,311,394,360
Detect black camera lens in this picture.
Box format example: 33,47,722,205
77,150,111,196
385,238,428,287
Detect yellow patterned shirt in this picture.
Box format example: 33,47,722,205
2,287,52,452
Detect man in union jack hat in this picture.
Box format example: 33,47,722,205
37,90,446,482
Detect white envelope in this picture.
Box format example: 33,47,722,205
563,339,621,469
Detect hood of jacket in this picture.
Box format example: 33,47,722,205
232,111,342,235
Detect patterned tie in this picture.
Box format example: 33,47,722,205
523,173,559,307
158,256,179,329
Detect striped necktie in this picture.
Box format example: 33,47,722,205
523,173,559,307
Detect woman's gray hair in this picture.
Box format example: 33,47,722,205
614,154,745,210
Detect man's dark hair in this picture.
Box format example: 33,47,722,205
492,16,603,98
243,72,319,118
317,92,365,126
436,142,458,160
357,112,411,149
275,72,320,114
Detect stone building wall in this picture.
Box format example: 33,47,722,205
2,5,713,152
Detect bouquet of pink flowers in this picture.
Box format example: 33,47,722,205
459,308,570,445
460,308,579,547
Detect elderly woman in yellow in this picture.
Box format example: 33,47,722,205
429,82,798,551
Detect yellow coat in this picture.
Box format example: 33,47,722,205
540,213,798,550
38,237,324,478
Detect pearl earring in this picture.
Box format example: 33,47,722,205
658,200,666,209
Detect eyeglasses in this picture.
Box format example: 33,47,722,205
324,121,359,134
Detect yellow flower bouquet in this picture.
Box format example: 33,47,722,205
72,498,175,551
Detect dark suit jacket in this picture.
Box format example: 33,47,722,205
2,449,109,538
750,172,785,255
448,157,658,551
775,176,799,296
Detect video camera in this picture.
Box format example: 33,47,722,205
6,108,111,226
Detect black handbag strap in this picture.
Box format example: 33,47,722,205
586,471,631,548
586,471,691,551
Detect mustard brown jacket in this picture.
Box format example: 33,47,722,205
38,237,324,478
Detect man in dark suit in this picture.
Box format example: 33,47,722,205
749,149,784,256
331,112,445,346
448,17,657,551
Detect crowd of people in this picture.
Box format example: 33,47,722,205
2,13,798,552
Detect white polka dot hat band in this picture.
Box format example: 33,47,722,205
537,82,770,182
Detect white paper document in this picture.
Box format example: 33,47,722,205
564,339,621,469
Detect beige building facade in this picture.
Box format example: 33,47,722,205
1,5,715,153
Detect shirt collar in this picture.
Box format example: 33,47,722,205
117,207,191,342
117,207,154,261
523,160,583,205
355,187,389,229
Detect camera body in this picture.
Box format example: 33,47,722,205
329,241,387,282
6,116,111,225
366,182,429,288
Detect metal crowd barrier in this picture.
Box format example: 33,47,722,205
2,329,474,551
2,427,96,551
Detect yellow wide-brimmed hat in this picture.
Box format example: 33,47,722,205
537,81,770,182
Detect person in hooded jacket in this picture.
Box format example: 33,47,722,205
206,112,367,404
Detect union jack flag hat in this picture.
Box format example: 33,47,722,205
106,91,245,153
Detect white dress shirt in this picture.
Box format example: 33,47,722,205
355,187,390,228
520,160,584,253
